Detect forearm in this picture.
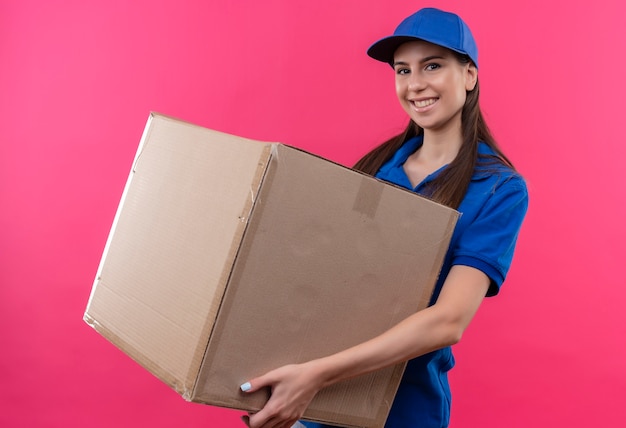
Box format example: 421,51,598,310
311,305,460,388
311,265,490,389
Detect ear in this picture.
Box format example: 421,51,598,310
465,64,478,91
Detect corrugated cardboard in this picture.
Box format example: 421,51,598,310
84,113,459,428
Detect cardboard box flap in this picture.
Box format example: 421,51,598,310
84,113,273,397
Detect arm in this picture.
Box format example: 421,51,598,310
241,264,490,428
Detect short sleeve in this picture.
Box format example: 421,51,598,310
452,174,529,296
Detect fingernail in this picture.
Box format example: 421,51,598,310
240,382,252,392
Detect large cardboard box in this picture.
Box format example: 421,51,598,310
84,113,459,428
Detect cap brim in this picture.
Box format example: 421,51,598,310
367,35,423,65
367,35,477,68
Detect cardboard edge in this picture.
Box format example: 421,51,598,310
189,142,276,400
83,113,156,319
83,309,192,396
190,144,283,410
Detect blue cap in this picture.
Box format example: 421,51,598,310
367,8,479,68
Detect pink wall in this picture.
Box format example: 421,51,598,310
1,0,624,426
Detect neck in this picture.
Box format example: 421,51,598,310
420,125,463,165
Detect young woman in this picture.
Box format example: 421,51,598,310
239,8,528,428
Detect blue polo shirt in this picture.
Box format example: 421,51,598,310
303,136,528,428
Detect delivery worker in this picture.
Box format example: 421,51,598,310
239,7,528,428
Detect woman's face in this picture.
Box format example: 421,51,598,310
393,40,477,135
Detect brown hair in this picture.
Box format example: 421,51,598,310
353,75,515,209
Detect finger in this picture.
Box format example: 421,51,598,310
246,411,269,428
240,374,273,394
240,381,255,393
267,416,292,428
249,411,298,428
248,408,283,428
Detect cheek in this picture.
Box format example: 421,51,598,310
450,83,468,109
395,79,404,99
456,90,468,107
395,82,412,111
395,82,411,112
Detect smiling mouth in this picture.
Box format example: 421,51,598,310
412,98,438,108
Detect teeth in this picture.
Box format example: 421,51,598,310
414,99,436,108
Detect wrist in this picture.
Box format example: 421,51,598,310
306,355,342,390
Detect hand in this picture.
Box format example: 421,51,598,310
240,362,324,428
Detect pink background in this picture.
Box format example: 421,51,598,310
1,0,624,426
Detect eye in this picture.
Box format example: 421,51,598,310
395,67,410,75
425,63,441,71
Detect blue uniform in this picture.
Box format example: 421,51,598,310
302,136,528,428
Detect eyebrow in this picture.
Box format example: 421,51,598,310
393,55,446,68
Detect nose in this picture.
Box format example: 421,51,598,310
407,72,426,91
